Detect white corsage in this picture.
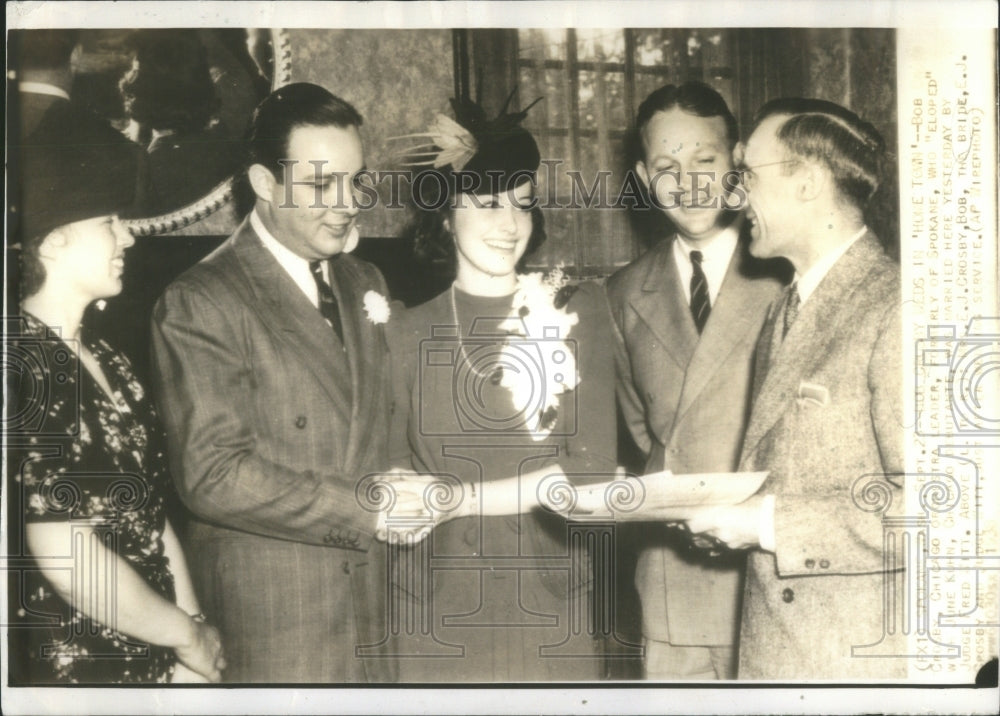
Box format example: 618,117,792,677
497,268,580,441
363,291,391,324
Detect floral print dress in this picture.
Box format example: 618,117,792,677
6,313,178,683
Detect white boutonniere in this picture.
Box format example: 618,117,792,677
363,291,391,324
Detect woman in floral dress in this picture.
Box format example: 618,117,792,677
385,100,617,681
7,134,225,683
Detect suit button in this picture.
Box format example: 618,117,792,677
781,587,795,603
295,415,307,428
819,559,830,569
805,559,815,569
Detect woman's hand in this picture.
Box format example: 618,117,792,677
171,662,210,684
174,618,226,683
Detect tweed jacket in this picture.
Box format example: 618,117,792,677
737,232,905,679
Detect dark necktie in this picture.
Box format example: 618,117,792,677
689,250,711,333
783,283,801,338
309,260,344,342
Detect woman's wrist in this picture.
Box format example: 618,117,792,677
166,607,201,650
464,480,478,518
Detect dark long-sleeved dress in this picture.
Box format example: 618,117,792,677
6,313,178,683
386,281,617,682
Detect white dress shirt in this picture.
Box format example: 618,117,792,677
672,225,740,307
757,225,867,553
251,209,326,309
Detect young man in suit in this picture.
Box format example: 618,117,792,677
685,98,904,679
151,83,407,682
605,82,787,680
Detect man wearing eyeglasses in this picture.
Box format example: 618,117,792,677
685,98,904,679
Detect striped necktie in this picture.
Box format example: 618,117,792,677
689,250,711,333
783,283,801,338
309,260,344,342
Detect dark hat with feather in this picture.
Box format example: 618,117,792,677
394,92,542,204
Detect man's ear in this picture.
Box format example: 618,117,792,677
634,160,651,189
247,164,277,203
796,160,826,202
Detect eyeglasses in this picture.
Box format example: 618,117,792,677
735,159,800,189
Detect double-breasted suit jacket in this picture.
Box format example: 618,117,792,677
151,218,395,683
737,233,905,679
606,234,786,648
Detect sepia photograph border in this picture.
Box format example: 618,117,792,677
3,1,998,714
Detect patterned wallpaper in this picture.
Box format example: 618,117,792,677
167,28,453,237
292,29,454,238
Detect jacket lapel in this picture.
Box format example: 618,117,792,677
231,220,349,406
629,238,698,370
674,243,776,421
740,233,885,460
330,257,383,471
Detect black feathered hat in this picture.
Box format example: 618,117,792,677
395,92,542,206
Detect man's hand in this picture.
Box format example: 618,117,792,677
683,495,765,551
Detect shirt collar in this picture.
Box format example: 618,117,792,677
673,224,740,267
250,209,322,306
795,225,868,303
19,82,71,101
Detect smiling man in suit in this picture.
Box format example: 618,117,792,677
606,82,787,680
685,98,904,679
151,83,399,682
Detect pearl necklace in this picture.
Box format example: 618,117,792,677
449,284,506,381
